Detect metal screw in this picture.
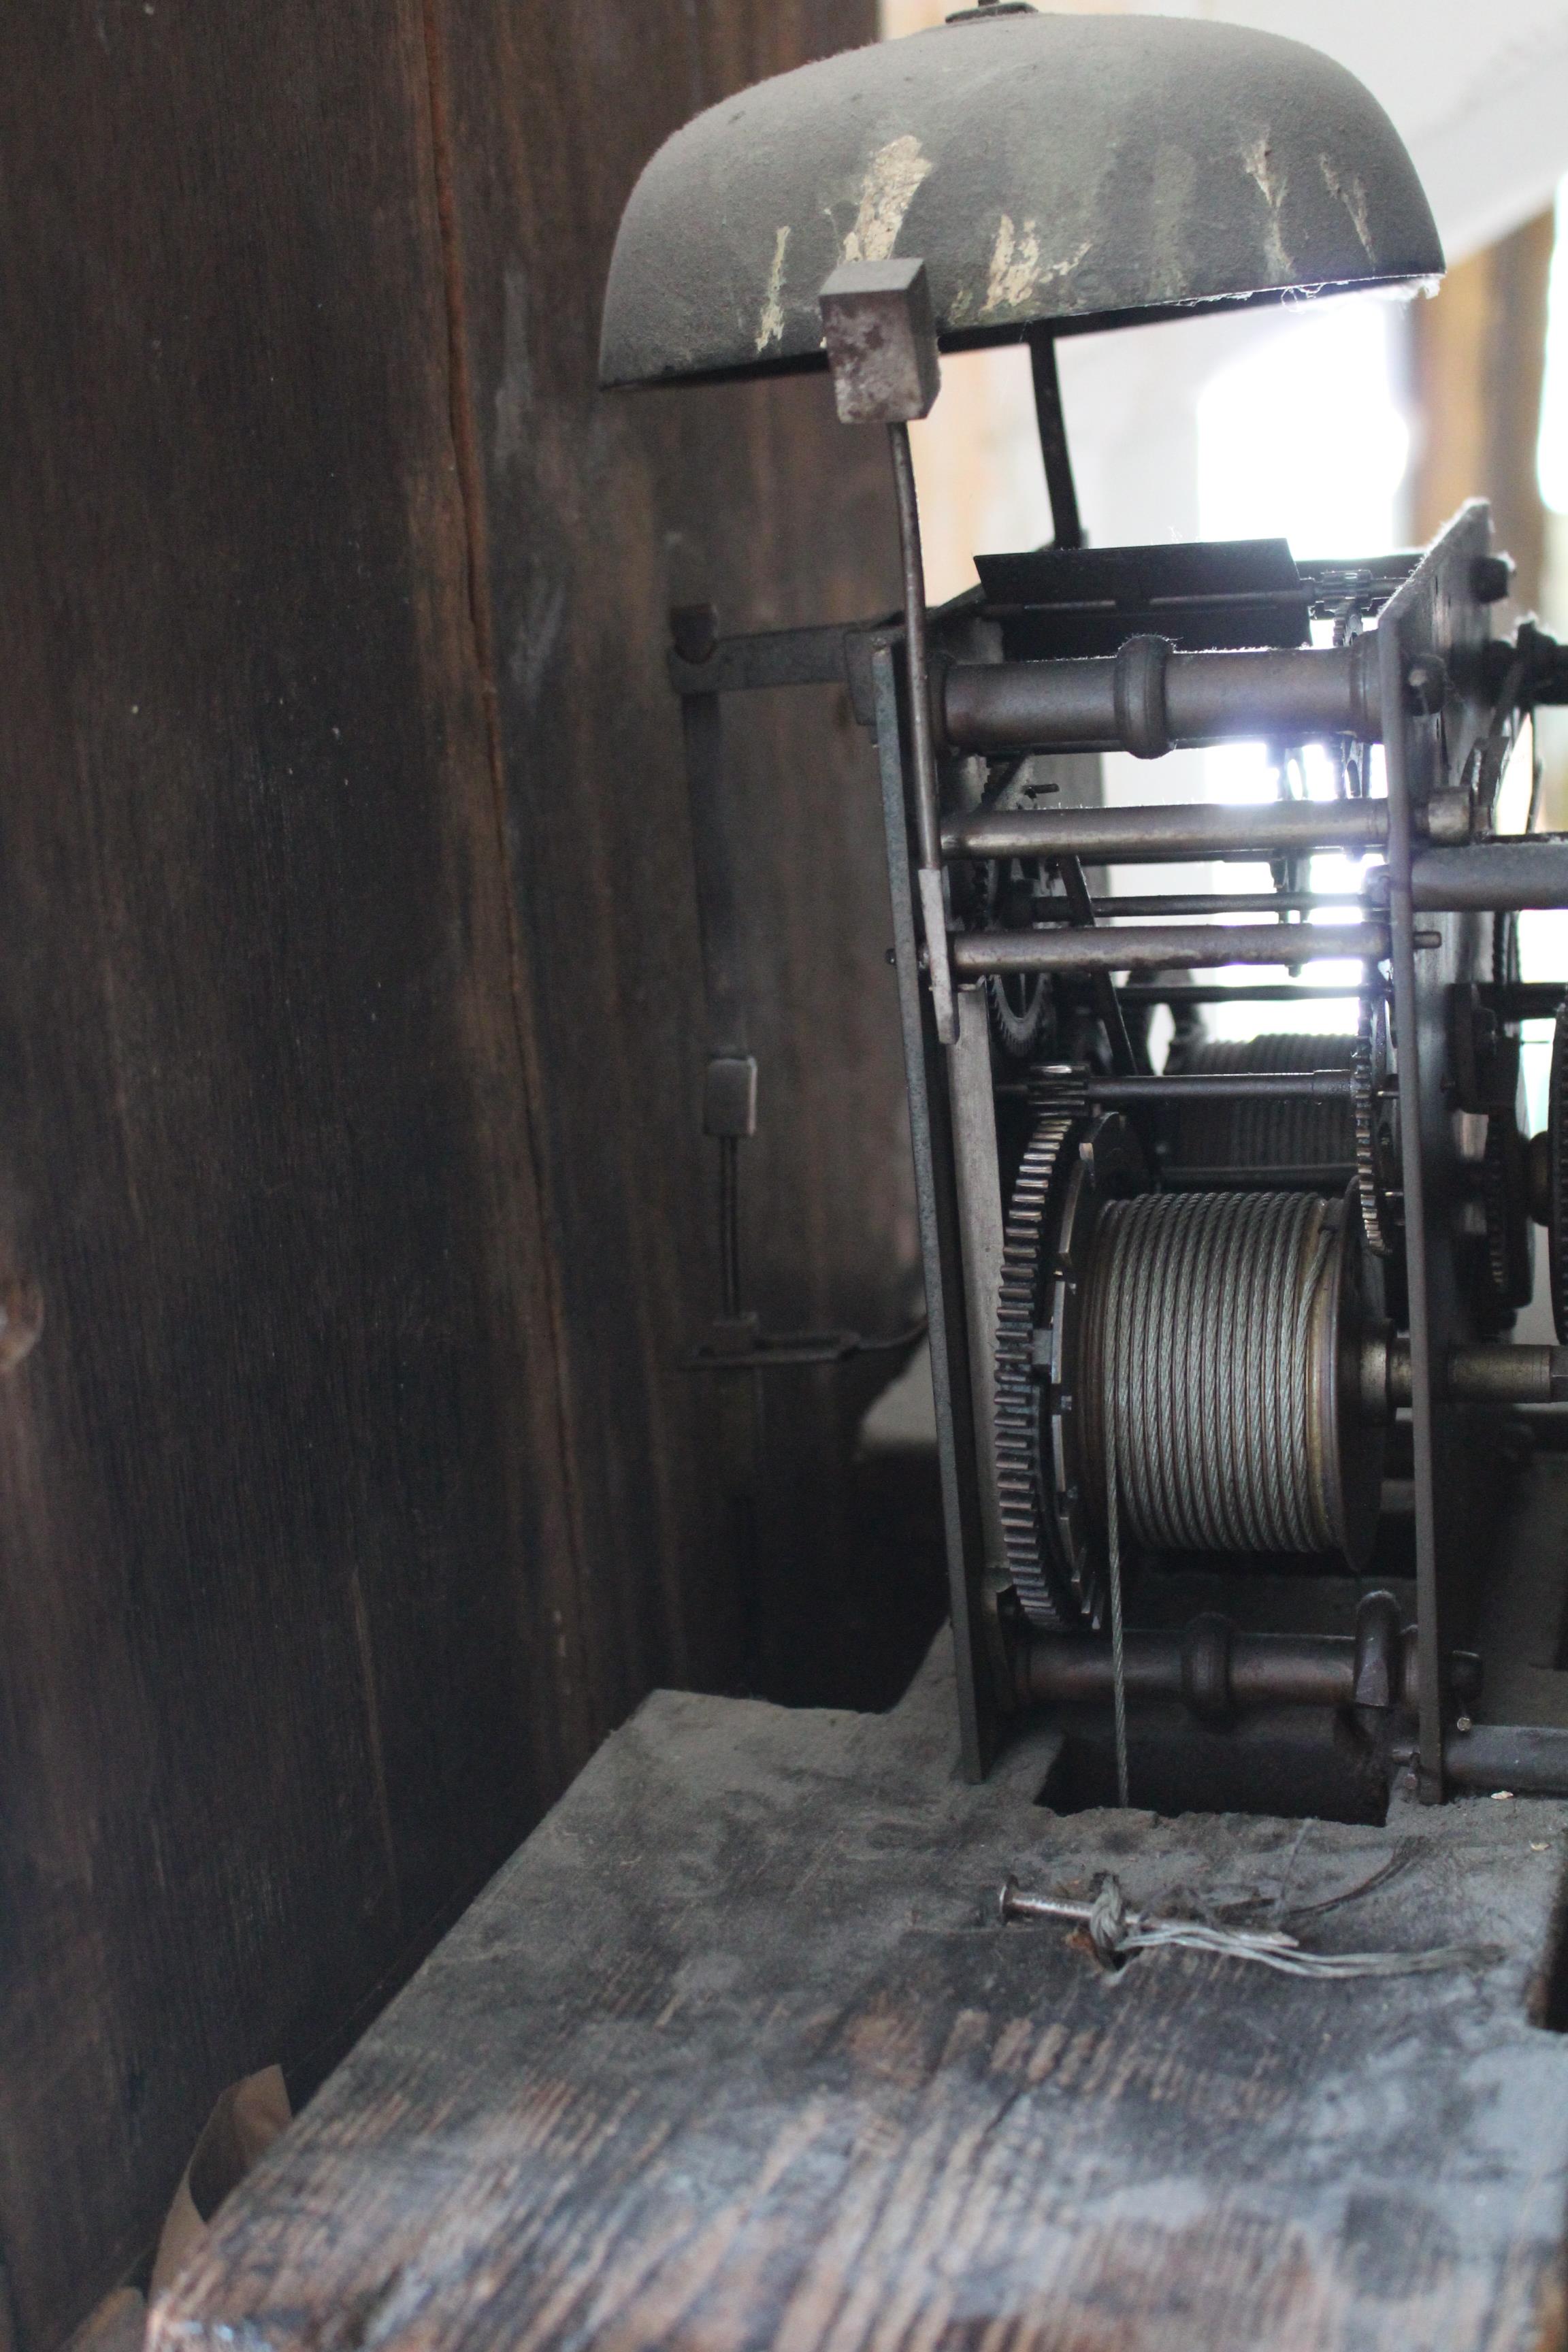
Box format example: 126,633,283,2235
1471,553,1513,605
1405,655,1447,715
1456,1714,1473,1734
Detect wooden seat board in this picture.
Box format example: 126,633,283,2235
151,1639,1568,2352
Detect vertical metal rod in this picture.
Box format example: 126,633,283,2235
1029,329,1083,550
679,664,758,1324
888,424,940,870
1031,321,1132,1082
1381,614,1443,1801
1105,1407,1130,1808
1056,853,1143,1074
888,423,957,1043
718,1136,741,1320
872,642,988,1776
679,681,748,1057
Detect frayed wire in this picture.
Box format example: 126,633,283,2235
998,1872,1504,1980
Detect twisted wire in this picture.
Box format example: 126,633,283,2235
1084,1191,1335,1556
1000,1874,1503,1981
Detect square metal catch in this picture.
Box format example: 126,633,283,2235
704,1054,757,1138
818,259,941,426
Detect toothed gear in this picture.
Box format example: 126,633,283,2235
993,1071,1087,1630
1482,1121,1511,1299
1481,1107,1532,1314
1353,992,1392,1256
981,860,1050,1061
1551,1000,1568,1343
988,966,1050,1061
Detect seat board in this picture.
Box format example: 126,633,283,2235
152,1638,1568,2352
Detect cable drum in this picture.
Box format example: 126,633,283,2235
1079,1190,1354,1558
998,1112,1386,1627
1166,1032,1356,1171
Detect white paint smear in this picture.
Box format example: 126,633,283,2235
841,133,933,264
755,225,791,354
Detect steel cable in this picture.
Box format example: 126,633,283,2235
1169,1032,1356,1169
1084,1190,1335,1556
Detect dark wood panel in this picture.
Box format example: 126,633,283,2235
0,7,575,2338
0,0,901,2342
150,1642,1568,2352
428,0,915,1712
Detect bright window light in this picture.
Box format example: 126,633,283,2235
1531,172,1568,1173
1198,296,1410,561
1187,297,1411,1039
1537,179,1568,513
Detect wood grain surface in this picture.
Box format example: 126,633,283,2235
152,1636,1568,2352
0,3,909,2341
424,0,921,1710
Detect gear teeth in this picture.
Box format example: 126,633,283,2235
987,974,1047,1060
1354,993,1391,1256
1477,1107,1532,1316
978,859,1049,1060
992,1077,1085,1630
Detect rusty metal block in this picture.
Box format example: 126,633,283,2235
817,259,940,426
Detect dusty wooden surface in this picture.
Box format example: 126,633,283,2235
154,1638,1568,2352
0,3,912,2342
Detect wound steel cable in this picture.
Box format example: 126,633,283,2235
1169,1032,1356,1169
1083,1190,1337,1556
